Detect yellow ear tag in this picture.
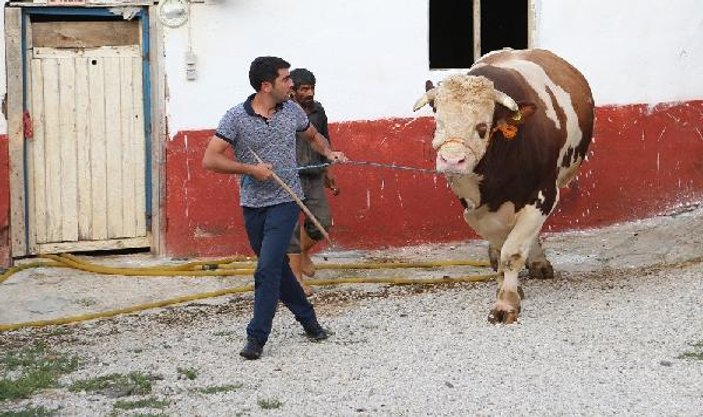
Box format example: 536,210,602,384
512,111,522,122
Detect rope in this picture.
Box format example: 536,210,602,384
277,160,440,175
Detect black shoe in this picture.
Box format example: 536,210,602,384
304,322,329,341
239,339,264,360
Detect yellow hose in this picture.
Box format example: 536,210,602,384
0,273,496,332
42,254,255,277
60,253,255,271
0,253,494,332
0,283,252,332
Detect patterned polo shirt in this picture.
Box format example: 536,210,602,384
215,94,310,208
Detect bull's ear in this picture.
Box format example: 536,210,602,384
413,87,436,112
510,102,537,124
425,80,435,92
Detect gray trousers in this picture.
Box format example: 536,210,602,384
287,174,332,253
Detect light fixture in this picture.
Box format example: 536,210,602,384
158,0,189,28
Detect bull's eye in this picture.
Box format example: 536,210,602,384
476,123,488,139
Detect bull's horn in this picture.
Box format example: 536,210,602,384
412,88,436,111
494,89,518,112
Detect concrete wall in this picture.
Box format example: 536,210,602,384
163,0,430,131
163,0,703,129
1,11,8,265
2,0,703,263
536,0,703,106
161,0,703,257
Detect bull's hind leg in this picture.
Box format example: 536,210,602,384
488,205,547,325
488,244,500,271
527,236,554,279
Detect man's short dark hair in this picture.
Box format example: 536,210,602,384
249,56,290,91
290,68,316,89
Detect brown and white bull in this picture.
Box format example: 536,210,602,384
413,49,594,324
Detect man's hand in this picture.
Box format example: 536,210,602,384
248,163,274,181
325,171,340,196
325,150,348,163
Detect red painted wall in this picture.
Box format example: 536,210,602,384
0,134,10,267
163,100,703,257
2,101,702,265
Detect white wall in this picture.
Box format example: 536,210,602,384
163,0,703,133
163,0,431,132
536,0,703,106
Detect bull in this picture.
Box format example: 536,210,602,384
413,49,594,324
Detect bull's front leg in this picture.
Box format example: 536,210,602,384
488,205,547,324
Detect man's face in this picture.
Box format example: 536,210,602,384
266,68,294,103
292,84,315,106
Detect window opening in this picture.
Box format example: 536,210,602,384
480,0,528,56
429,0,529,69
429,0,474,69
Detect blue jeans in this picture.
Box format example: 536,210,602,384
243,201,317,345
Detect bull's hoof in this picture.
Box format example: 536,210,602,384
487,307,520,325
528,260,554,280
495,285,525,299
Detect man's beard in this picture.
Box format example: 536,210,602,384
299,96,314,109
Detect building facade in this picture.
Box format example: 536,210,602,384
1,0,702,265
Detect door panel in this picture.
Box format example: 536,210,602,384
28,46,147,253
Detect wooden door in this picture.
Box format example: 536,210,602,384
27,45,148,254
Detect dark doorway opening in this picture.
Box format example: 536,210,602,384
480,0,528,55
429,0,474,69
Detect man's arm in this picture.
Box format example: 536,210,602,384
202,136,273,181
300,124,347,162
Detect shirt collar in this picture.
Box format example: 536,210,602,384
244,94,284,119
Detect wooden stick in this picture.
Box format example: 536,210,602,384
248,147,332,244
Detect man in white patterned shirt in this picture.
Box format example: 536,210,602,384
202,56,347,360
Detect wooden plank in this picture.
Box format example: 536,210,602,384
30,59,47,244
104,56,124,238
47,0,86,6
120,56,137,237
6,7,26,256
32,20,140,49
41,59,63,243
75,57,92,240
24,16,38,252
473,0,481,61
132,56,147,236
527,0,536,48
35,235,151,255
58,58,79,242
88,56,108,240
149,7,165,254
35,45,140,59
10,0,153,6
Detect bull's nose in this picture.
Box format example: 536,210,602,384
439,154,466,165
436,154,468,173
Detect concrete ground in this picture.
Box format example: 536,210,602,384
2,203,702,327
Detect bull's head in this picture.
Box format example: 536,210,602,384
413,75,522,175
